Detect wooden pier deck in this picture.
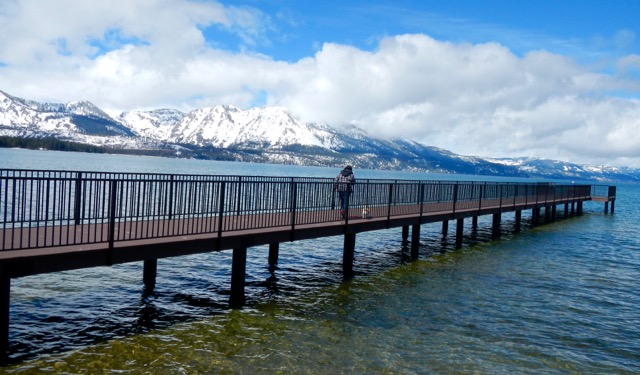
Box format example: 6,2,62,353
0,197,593,275
0,169,617,359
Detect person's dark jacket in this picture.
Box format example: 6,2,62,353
334,168,355,192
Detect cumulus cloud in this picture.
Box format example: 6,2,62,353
0,0,639,167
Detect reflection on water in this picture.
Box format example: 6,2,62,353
1,149,639,374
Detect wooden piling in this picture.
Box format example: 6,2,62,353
532,207,540,226
411,224,420,259
402,226,409,242
268,243,280,266
0,275,8,362
492,213,501,239
515,210,521,232
143,259,158,293
456,218,464,248
230,247,247,307
343,233,356,279
545,206,551,222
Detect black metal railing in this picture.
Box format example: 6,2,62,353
0,169,613,251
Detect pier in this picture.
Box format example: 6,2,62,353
0,169,616,358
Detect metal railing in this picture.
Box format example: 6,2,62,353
1,169,611,251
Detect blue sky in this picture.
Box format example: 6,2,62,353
1,0,639,167
206,1,639,65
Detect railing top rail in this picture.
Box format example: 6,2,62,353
0,168,601,187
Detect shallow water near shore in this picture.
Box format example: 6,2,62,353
1,148,639,374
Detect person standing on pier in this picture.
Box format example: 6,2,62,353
334,165,355,218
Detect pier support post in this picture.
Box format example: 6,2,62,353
472,216,478,229
551,205,557,222
442,220,449,236
611,200,615,214
411,224,420,260
456,218,464,248
143,259,158,293
532,208,540,226
268,243,280,267
402,226,409,243
230,247,247,307
571,202,575,215
0,274,8,362
343,233,356,279
492,213,501,239
545,206,551,222
604,201,609,214
577,201,583,215
515,210,522,232
564,203,569,218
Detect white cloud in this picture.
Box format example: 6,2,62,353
0,1,639,168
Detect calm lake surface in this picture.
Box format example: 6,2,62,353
0,148,638,374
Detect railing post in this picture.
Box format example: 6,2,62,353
107,180,118,264
217,181,226,239
74,172,82,225
386,183,394,224
452,183,459,214
609,186,616,214
290,181,298,231
419,183,425,218
168,175,174,220
235,177,243,215
545,183,549,204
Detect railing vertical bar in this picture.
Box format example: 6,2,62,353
217,181,226,238
452,183,458,215
290,181,297,231
1,178,7,250
386,183,393,223
74,172,82,225
107,180,117,249
31,178,37,248
44,179,51,247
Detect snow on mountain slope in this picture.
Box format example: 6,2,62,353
169,105,337,149
0,90,133,138
117,108,185,140
0,90,78,133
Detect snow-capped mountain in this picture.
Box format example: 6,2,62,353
486,157,638,182
166,105,340,149
1,89,638,182
0,90,134,140
117,108,185,140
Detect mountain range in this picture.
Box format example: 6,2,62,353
1,89,638,182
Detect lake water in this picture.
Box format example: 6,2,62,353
0,148,639,374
